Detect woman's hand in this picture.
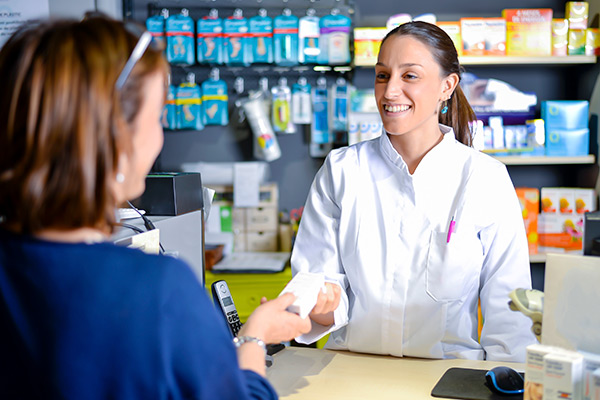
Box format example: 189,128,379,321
308,282,341,327
239,293,312,344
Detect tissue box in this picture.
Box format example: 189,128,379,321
545,128,589,156
542,100,589,130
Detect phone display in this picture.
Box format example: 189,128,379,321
211,280,242,337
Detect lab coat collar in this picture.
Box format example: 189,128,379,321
378,124,457,173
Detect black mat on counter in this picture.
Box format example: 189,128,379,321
431,367,523,400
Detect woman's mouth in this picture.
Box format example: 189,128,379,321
383,104,411,113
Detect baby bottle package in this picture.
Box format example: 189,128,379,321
330,77,349,132
223,8,250,66
166,9,195,66
241,95,281,162
318,9,351,65
292,76,312,124
162,75,177,130
310,76,332,157
273,8,299,66
197,8,223,65
249,8,273,64
271,77,295,134
146,8,168,50
299,8,320,64
201,68,229,126
176,72,204,131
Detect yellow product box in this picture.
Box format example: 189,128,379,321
552,18,569,56
541,187,560,213
516,188,539,255
566,1,589,30
460,18,485,56
585,28,600,56
503,8,552,56
568,29,586,55
437,21,462,56
483,18,506,55
574,188,596,214
353,27,387,66
538,213,584,253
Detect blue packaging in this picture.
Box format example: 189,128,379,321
176,74,204,131
318,10,351,65
201,68,229,126
545,128,589,156
541,100,589,130
311,77,331,144
166,9,195,66
223,8,251,66
146,9,168,51
330,77,349,132
197,8,224,65
162,81,176,130
249,8,273,64
273,8,299,66
299,9,320,64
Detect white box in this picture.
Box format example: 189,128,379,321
574,188,596,214
558,188,576,215
543,350,584,400
525,344,562,400
580,351,600,400
541,187,561,213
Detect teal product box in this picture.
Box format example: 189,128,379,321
146,14,166,50
545,127,589,156
273,10,299,66
176,82,204,131
197,9,224,64
299,10,320,64
201,78,229,126
162,83,177,130
166,12,195,66
318,12,351,65
311,82,331,144
541,100,589,130
223,9,251,66
330,78,349,131
249,9,273,64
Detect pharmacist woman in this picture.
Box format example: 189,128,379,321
291,21,537,362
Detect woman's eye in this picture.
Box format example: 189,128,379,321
404,73,417,80
376,72,388,80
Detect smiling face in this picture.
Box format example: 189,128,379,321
375,35,457,144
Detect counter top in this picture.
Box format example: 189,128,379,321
266,347,524,399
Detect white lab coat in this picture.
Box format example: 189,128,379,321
291,125,537,361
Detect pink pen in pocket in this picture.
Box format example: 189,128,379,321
446,216,456,244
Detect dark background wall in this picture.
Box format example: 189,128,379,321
128,0,600,214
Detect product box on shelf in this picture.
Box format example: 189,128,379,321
538,212,584,252
545,127,589,156
569,29,587,55
543,350,584,400
586,28,600,56
516,188,539,255
353,27,387,66
551,18,569,56
580,351,600,400
503,8,552,56
437,22,462,56
460,18,485,56
566,1,589,30
524,344,563,400
483,18,506,55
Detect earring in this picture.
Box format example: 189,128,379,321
441,101,448,115
116,172,125,183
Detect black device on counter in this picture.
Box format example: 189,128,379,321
211,280,242,337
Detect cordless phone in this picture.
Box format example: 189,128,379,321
211,280,242,337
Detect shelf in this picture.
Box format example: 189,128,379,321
459,55,597,66
490,154,595,165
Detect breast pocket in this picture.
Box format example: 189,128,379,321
426,230,483,302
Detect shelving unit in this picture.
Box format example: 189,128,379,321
459,55,596,66
491,155,596,166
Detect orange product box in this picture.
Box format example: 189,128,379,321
566,2,589,30
538,213,583,252
552,19,569,56
484,18,506,55
502,8,553,56
353,27,387,66
516,188,539,255
460,18,485,56
437,21,462,56
585,28,600,56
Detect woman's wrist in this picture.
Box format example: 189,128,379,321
233,335,267,355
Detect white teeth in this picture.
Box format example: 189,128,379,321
384,104,410,112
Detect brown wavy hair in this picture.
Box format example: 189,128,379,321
381,21,477,146
0,16,168,234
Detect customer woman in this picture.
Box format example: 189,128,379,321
0,16,309,399
291,21,536,361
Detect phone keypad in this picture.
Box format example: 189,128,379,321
227,310,242,336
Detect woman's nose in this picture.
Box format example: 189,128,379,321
384,77,403,99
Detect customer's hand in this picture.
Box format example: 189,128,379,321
308,282,341,327
240,293,312,344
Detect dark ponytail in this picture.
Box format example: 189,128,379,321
381,21,477,147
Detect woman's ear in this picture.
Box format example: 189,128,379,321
442,73,460,99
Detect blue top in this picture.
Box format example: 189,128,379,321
0,229,277,400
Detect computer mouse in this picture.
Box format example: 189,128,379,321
485,366,524,395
